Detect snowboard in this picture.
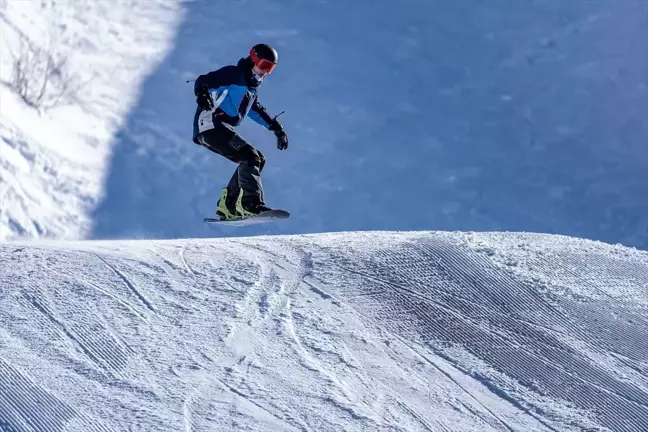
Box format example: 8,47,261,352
203,209,290,226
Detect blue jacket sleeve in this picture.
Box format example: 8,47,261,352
248,99,274,129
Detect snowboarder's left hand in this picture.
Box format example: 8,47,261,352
274,129,288,150
269,118,288,150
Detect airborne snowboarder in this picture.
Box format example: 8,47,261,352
192,43,289,221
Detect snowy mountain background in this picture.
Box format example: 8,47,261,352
1,0,646,247
0,0,182,240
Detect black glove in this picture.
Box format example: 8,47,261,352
196,84,214,111
269,117,289,150
275,129,288,150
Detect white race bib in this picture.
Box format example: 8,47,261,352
197,89,229,133
198,110,214,133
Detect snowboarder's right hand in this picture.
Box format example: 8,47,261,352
196,84,214,111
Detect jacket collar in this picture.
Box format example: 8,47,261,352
237,57,261,88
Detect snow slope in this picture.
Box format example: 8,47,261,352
0,0,183,240
2,231,648,431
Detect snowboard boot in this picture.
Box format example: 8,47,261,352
235,189,273,217
216,188,238,221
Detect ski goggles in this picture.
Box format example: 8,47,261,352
250,49,276,73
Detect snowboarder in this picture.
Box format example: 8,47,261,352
192,43,289,221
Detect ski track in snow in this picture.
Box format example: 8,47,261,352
1,231,647,431
94,253,157,314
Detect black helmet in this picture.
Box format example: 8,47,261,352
249,43,278,73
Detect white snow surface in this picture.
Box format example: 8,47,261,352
2,0,647,248
1,231,648,431
0,0,183,240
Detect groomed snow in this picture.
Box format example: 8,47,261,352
2,231,647,431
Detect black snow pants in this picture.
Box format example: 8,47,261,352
196,127,266,209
